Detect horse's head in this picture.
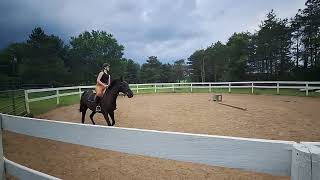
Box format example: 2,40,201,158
108,77,133,98
119,80,134,98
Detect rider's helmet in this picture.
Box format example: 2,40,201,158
102,63,110,70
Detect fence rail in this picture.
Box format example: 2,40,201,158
0,113,319,179
23,81,320,114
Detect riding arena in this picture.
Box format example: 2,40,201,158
1,81,320,180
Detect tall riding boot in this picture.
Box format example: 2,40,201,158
95,96,102,112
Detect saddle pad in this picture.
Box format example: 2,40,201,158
87,92,96,102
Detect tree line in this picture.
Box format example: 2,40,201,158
189,0,320,82
0,0,319,89
0,27,187,88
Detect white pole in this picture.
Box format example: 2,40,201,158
79,87,82,99
277,83,280,95
172,84,175,92
251,83,254,94
291,143,312,180
24,90,30,114
154,84,157,93
56,90,60,105
307,144,320,180
136,84,139,94
209,83,211,93
0,115,5,179
306,83,309,96
228,83,231,93
191,83,193,92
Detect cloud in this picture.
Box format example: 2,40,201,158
0,0,306,64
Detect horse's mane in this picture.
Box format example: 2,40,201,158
108,79,121,89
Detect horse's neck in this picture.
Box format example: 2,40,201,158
105,88,119,102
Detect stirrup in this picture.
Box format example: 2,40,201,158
96,106,101,112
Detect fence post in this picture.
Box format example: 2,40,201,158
306,83,309,96
56,90,60,105
277,83,280,95
136,84,139,94
228,83,231,93
251,83,254,94
154,84,157,93
190,83,193,92
307,144,320,180
24,90,30,114
79,87,82,99
209,83,211,93
0,114,5,179
291,143,312,180
172,84,175,92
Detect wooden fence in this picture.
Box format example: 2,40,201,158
24,81,320,114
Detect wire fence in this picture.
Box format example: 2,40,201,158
0,89,27,116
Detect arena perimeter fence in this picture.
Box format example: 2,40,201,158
23,81,320,114
0,81,319,179
0,113,319,180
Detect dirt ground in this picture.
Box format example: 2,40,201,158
4,93,320,179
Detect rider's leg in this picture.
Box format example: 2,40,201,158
95,96,101,112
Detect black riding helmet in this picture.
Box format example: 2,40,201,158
102,63,110,70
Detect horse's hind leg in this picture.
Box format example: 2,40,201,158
109,111,115,126
102,113,111,126
89,111,96,125
81,108,87,124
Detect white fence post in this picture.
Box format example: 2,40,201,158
136,84,139,94
306,83,309,96
56,90,60,105
306,144,320,180
228,83,231,93
209,83,212,93
277,83,280,95
309,144,320,180
24,90,30,114
0,115,5,180
172,84,175,92
291,143,312,180
79,87,82,99
251,83,254,94
291,143,320,180
154,84,157,93
190,83,193,92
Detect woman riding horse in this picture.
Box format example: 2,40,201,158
95,63,111,112
80,78,133,126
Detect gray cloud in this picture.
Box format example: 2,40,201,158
0,0,306,63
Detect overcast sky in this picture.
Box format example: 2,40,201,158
0,0,306,64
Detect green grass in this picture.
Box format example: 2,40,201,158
29,94,80,115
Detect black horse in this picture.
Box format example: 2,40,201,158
80,78,133,126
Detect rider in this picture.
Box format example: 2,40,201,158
95,63,111,112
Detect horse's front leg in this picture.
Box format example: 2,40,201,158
81,108,87,124
102,112,111,126
109,111,115,126
89,111,96,125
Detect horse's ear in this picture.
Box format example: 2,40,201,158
120,76,123,82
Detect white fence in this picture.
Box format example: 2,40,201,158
24,81,320,114
0,113,319,180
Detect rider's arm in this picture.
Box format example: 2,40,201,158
97,72,107,87
107,75,111,87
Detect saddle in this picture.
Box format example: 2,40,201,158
87,92,97,103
